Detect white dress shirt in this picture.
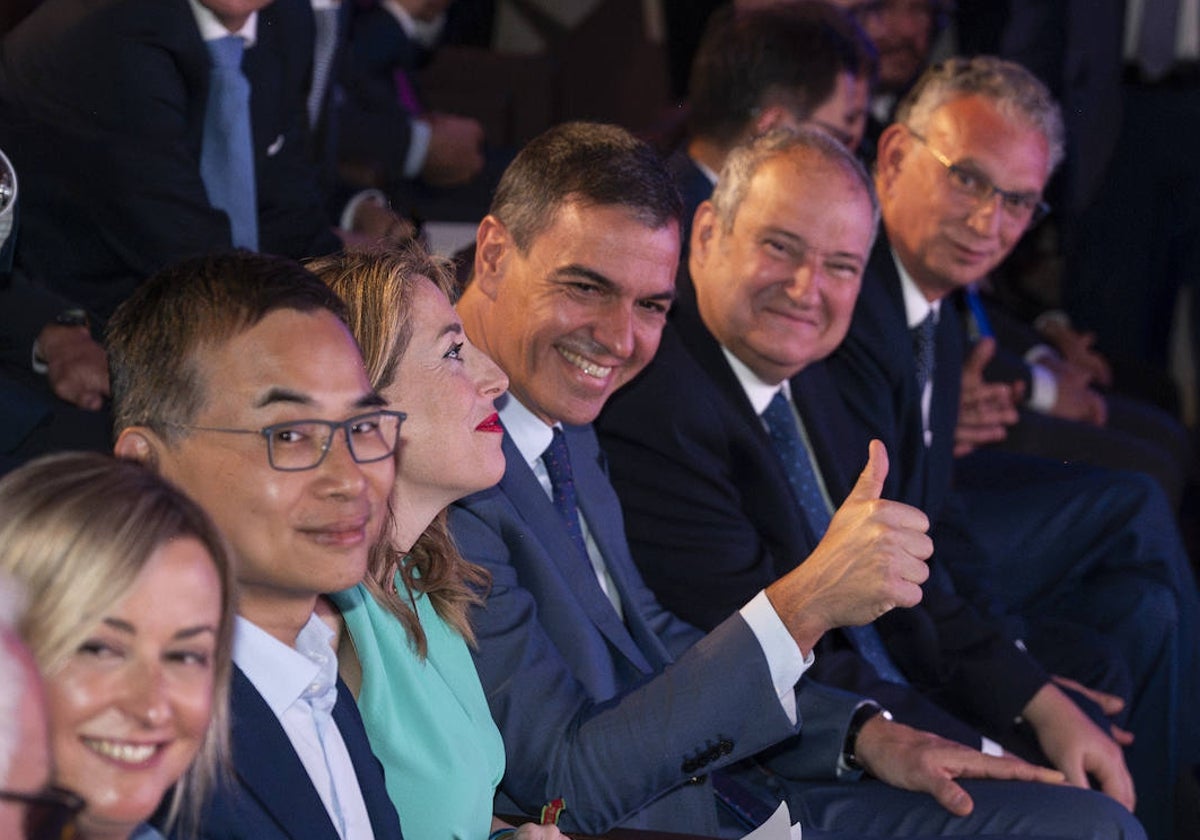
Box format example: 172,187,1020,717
234,615,376,839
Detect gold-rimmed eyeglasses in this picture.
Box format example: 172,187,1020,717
167,409,407,472
906,128,1050,228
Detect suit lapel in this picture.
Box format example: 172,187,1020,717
671,305,820,560
330,680,404,840
565,424,669,672
229,667,340,840
498,434,654,673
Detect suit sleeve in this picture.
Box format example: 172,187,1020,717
448,495,808,833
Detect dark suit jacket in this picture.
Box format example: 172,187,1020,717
827,236,962,519
596,298,1047,743
181,666,404,840
449,424,857,835
0,0,340,319
667,149,713,258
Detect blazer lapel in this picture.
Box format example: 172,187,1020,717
229,667,340,840
671,306,820,558
330,679,404,840
498,433,654,673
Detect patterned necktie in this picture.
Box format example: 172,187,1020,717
308,6,341,128
761,391,908,684
912,311,937,394
542,427,590,563
201,35,259,251
296,620,347,838
1138,0,1181,80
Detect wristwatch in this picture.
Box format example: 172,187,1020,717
843,702,893,772
31,308,91,374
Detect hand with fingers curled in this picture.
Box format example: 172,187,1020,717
766,440,933,654
955,338,1023,457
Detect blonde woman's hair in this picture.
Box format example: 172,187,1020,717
308,245,489,656
0,452,237,838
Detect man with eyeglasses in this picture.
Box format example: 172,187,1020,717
828,55,1198,840
107,251,405,839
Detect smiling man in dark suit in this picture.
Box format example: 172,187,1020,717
826,56,1198,840
106,251,404,840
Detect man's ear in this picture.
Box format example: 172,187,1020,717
473,215,511,301
875,123,910,192
690,201,720,266
753,104,797,137
114,426,163,470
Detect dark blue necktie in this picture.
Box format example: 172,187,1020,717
912,311,937,394
201,35,259,250
761,391,908,684
542,427,589,563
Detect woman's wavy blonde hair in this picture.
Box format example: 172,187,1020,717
308,245,489,655
0,452,237,838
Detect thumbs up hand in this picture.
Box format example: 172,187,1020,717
766,440,933,653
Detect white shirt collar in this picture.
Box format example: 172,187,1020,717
892,246,941,329
188,0,258,47
497,392,557,469
690,155,719,186
721,345,790,416
233,615,325,717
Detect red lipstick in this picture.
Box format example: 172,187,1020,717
476,413,503,433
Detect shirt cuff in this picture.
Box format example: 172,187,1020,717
740,590,813,726
981,736,1004,756
403,118,433,179
339,189,390,233
1026,361,1058,412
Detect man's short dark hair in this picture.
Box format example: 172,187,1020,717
688,1,877,148
107,250,348,439
488,121,683,252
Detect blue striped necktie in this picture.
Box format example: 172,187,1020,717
761,391,908,684
201,35,259,250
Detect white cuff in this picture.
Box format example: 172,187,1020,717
340,189,389,232
403,118,433,179
1026,362,1058,413
740,590,814,726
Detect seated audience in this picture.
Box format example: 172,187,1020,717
445,119,1141,839
597,125,1141,832
310,246,563,839
107,251,405,839
0,452,235,840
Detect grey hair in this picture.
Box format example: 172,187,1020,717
896,55,1065,172
0,575,29,784
710,126,881,240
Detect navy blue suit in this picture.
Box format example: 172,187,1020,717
450,425,845,836
179,666,404,840
828,235,1199,840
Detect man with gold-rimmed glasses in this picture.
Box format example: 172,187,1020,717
829,55,1198,840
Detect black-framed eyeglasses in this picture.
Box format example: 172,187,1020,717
169,409,407,472
0,785,85,840
906,128,1051,228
